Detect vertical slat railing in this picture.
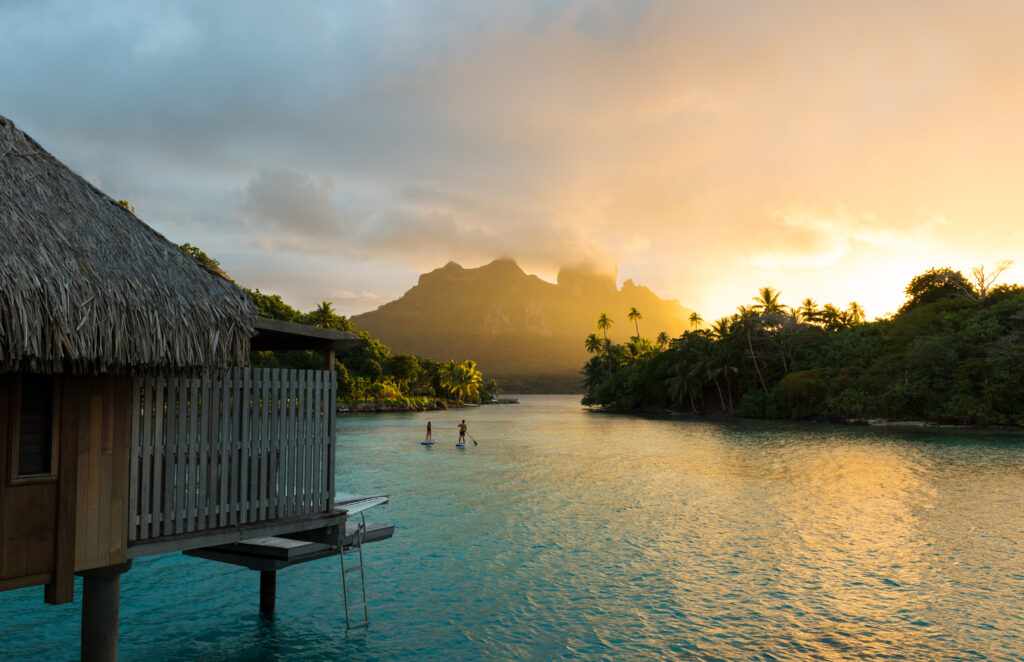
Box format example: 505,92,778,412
129,368,335,543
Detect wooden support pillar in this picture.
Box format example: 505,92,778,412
260,570,277,614
323,349,335,371
79,561,132,662
46,376,78,606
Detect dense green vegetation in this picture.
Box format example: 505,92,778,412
248,289,494,404
581,267,1024,426
179,243,496,405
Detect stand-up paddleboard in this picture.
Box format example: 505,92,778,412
456,442,467,448
421,440,437,445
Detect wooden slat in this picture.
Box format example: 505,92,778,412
312,370,322,511
323,371,330,508
258,368,270,521
278,369,289,518
292,368,302,515
197,375,212,532
85,390,102,569
128,378,142,542
285,369,296,517
326,370,335,509
186,376,200,533
249,367,260,521
96,385,112,567
151,376,165,539
230,368,242,526
238,367,247,524
163,376,178,536
174,376,187,534
269,368,281,520
108,375,128,564
327,371,336,510
217,371,231,528
296,370,307,514
140,376,155,539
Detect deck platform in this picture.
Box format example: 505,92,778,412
184,520,394,571
182,495,393,616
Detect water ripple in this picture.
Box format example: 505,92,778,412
0,396,1022,660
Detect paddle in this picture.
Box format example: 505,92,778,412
468,433,478,446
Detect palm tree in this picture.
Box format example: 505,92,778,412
710,317,730,340
689,311,703,329
310,300,336,329
735,306,768,393
798,298,819,325
667,361,701,412
456,360,484,402
624,337,655,364
596,313,613,341
752,287,784,315
820,303,844,331
846,301,865,324
656,331,670,349
752,286,788,330
584,333,603,354
627,307,642,338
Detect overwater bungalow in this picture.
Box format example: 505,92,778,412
0,115,392,660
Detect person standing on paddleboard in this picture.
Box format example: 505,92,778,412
426,421,432,443
458,420,467,445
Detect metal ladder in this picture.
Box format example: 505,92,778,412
340,511,369,629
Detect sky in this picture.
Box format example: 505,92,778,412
3,0,1023,322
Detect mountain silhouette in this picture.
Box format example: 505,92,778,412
350,259,695,392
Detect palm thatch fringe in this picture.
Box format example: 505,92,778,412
0,115,256,373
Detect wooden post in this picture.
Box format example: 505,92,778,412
323,349,335,371
46,376,77,605
259,570,276,614
79,561,132,662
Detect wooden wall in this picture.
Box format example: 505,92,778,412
0,373,131,602
68,374,131,573
0,374,58,591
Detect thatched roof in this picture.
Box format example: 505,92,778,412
0,114,256,373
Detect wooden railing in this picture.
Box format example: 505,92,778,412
127,368,336,543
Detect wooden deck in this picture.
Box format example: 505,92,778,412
184,520,394,571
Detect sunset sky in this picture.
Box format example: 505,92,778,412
3,1,1022,323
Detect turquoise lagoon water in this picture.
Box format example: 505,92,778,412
1,394,1023,661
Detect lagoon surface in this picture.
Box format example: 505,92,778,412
2,394,1023,661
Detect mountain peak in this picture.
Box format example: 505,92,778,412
352,258,694,392
557,263,617,298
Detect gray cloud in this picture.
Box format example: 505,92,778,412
3,0,1024,317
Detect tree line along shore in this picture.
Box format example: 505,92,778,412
581,265,1024,427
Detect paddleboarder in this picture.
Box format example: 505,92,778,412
457,420,467,445
425,421,432,443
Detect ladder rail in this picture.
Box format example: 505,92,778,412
340,511,370,629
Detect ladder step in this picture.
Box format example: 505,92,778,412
347,603,366,612
346,583,364,592
348,620,368,629
344,565,363,573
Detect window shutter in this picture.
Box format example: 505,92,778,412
18,374,54,476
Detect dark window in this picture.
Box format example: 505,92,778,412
17,373,54,476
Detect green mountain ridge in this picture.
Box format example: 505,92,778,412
351,258,695,392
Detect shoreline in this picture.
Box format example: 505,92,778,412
338,398,519,414
582,405,1024,431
